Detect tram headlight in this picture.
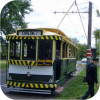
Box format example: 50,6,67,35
27,72,31,77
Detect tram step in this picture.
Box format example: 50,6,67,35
11,88,51,94
55,87,64,93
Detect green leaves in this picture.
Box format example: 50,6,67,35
1,0,33,35
93,29,100,40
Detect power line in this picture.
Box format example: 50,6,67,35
53,11,88,14
75,0,88,41
67,15,79,33
57,0,75,28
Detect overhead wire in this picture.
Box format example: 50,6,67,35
67,15,79,33
75,0,88,41
57,0,75,28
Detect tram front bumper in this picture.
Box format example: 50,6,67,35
6,81,57,89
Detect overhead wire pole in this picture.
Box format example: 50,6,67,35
57,0,75,28
87,2,92,64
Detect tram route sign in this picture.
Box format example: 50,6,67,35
17,30,42,36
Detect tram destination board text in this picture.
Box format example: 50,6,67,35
17,30,42,36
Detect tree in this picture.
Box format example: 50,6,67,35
93,29,100,40
96,10,100,17
70,37,79,45
97,40,100,55
71,37,87,60
93,9,100,53
0,0,33,35
76,43,87,60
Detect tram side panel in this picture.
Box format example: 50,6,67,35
53,58,76,81
67,59,76,74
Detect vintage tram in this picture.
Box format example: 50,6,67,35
6,28,78,94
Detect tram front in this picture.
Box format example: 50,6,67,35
6,29,59,94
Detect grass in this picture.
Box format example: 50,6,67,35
0,60,8,69
57,66,100,99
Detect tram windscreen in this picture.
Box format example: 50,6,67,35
23,40,36,60
38,40,52,60
10,40,21,59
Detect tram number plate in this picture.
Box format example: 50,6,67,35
27,66,31,69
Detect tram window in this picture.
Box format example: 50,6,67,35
72,47,75,58
38,40,52,60
23,40,36,60
66,44,68,57
70,46,75,58
62,42,66,58
24,43,27,57
10,40,20,59
56,40,61,58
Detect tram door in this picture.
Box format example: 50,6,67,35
56,40,61,80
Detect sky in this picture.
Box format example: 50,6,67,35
0,0,100,47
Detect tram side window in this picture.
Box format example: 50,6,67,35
38,40,52,60
62,42,66,58
70,46,75,58
72,47,75,58
56,40,61,59
10,40,20,59
23,40,36,60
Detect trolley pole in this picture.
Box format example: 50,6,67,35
87,2,92,64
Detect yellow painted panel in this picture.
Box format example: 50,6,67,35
45,84,48,88
50,84,53,88
35,84,39,88
30,83,34,88
17,83,21,87
14,82,17,86
22,83,25,87
40,84,43,88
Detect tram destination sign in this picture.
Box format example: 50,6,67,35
17,30,42,36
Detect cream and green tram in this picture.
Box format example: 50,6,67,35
6,28,78,94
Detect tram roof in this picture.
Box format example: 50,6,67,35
7,28,78,49
37,28,71,41
38,28,78,49
7,28,72,42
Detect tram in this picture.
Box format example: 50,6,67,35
6,28,78,94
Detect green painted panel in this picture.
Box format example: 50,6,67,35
9,73,52,82
67,59,76,74
53,59,76,81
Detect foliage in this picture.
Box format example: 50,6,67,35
93,9,100,56
71,38,87,60
93,10,100,39
96,10,100,17
97,40,100,55
0,0,33,35
93,28,100,40
0,37,8,56
76,43,87,60
0,60,8,69
70,37,79,45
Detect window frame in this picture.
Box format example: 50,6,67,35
10,40,21,60
22,39,36,60
38,40,53,60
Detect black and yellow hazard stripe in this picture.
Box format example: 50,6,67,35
6,36,62,41
8,60,37,66
6,81,57,89
8,60,53,66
